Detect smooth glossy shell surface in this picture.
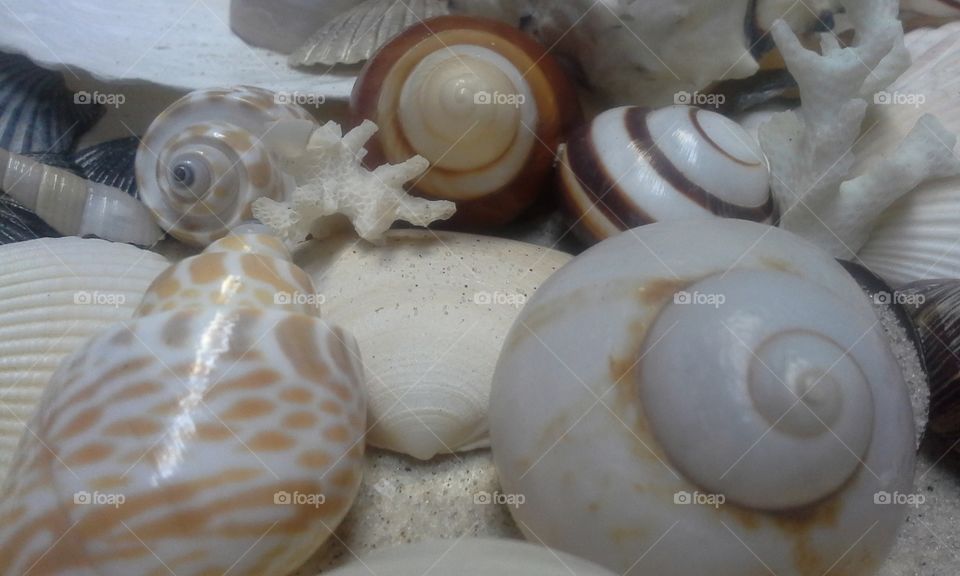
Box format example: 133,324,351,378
352,15,580,227
560,105,775,244
490,219,915,576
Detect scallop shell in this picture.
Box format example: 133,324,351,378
289,0,451,66
0,194,61,244
297,230,572,460
231,0,358,54
0,237,169,483
74,137,140,197
0,52,104,154
325,538,617,576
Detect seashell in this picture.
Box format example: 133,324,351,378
0,52,104,154
0,193,61,244
0,226,367,575
75,136,141,197
297,229,572,460
231,0,358,54
325,538,618,576
0,237,169,482
136,86,319,246
898,280,960,441
0,147,163,245
490,219,916,575
290,0,451,66
559,105,776,245
351,15,581,228
901,0,960,18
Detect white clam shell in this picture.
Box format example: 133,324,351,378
0,238,169,483
325,538,617,575
297,230,572,460
490,219,916,576
231,0,358,54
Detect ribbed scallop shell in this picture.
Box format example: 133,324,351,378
351,15,580,228
298,230,572,460
0,238,169,482
289,0,451,66
0,193,61,244
75,137,140,196
559,106,776,245
136,86,318,246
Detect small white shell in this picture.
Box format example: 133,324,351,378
297,230,572,460
325,538,617,576
0,148,163,245
136,86,319,246
559,106,775,245
289,0,451,66
0,238,169,483
490,219,915,575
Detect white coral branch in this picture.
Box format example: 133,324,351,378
252,120,456,247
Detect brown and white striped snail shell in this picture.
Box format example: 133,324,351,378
559,105,776,245
0,224,366,575
351,15,580,228
136,86,319,246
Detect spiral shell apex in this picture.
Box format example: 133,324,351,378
136,86,318,246
0,229,366,576
559,105,776,245
490,219,915,576
351,15,580,228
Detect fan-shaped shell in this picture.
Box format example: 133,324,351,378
136,86,318,246
298,230,572,460
74,137,140,196
231,0,358,54
0,238,168,482
490,219,915,576
560,105,776,245
351,15,580,228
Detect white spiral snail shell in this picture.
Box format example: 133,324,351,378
351,15,580,228
136,86,319,246
559,106,776,245
490,219,915,575
0,226,366,575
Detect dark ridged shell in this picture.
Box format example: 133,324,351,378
0,194,61,244
74,137,140,198
0,52,104,154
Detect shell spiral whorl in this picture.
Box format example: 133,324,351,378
137,86,318,246
0,230,366,576
351,15,580,228
490,219,915,576
559,105,776,245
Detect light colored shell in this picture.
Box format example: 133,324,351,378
901,0,960,18
351,15,580,227
325,538,617,575
231,0,358,54
560,105,775,244
0,238,168,483
490,219,915,575
0,148,163,245
297,230,572,460
0,230,366,575
289,0,451,66
136,86,319,246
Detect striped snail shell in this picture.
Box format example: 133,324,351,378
490,219,915,575
0,225,366,576
136,86,319,246
0,147,162,245
351,15,581,228
559,105,776,245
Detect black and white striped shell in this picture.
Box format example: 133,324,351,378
559,105,776,245
136,86,318,246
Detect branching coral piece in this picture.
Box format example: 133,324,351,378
252,120,456,246
759,0,960,259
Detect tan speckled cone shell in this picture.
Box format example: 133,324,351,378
0,238,168,482
297,230,572,460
